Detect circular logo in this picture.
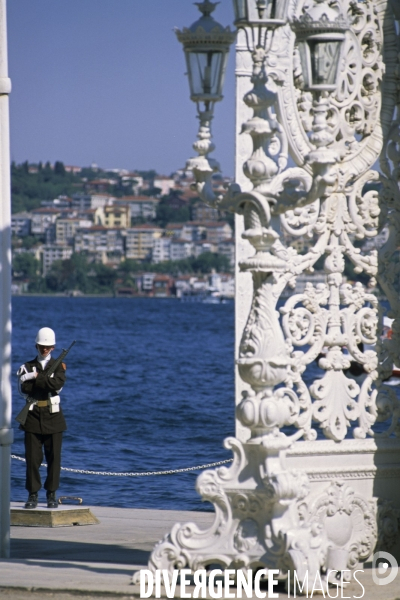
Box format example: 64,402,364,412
372,551,398,586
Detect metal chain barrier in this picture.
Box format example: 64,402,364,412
11,454,233,477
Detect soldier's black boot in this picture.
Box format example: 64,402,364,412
24,492,38,509
46,491,58,509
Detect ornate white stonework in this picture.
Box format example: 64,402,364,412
134,0,400,586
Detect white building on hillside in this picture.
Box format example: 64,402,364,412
11,212,31,236
125,225,163,261
31,208,62,235
170,239,193,261
74,226,125,263
114,196,160,221
153,176,175,196
152,237,171,263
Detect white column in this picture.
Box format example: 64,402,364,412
0,0,13,560
234,28,253,443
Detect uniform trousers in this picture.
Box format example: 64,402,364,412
24,431,63,493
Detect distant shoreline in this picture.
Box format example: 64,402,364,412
12,293,180,299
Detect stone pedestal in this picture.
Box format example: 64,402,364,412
11,503,99,527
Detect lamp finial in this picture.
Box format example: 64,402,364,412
194,1,219,17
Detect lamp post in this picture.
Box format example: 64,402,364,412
175,1,235,199
137,0,400,589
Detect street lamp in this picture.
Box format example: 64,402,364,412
290,1,349,193
291,0,348,92
232,0,286,47
232,0,285,24
176,0,232,105
175,1,235,189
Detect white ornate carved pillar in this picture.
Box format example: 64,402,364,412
0,0,12,560
235,26,254,443
135,0,400,590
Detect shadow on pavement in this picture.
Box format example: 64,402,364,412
10,538,150,566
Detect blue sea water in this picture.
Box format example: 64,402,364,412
10,296,394,511
11,296,235,511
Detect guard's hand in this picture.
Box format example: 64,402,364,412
20,367,37,382
62,362,67,371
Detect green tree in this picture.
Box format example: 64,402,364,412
92,263,118,292
11,161,85,214
45,253,90,293
54,161,66,176
136,169,158,181
191,252,231,274
21,235,41,250
12,253,40,278
156,198,190,227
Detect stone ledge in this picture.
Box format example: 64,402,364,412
11,506,100,527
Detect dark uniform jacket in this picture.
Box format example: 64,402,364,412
19,356,67,435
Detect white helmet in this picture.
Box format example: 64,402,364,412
35,327,56,346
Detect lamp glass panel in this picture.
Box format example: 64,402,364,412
233,0,247,21
308,40,341,86
256,0,275,19
250,0,276,21
233,0,279,23
187,51,225,97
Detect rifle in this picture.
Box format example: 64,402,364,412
46,340,75,377
16,340,76,426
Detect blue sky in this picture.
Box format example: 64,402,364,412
7,0,236,176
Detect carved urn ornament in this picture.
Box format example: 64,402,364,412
135,0,400,592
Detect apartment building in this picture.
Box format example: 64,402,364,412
170,239,194,261
152,237,171,263
90,194,115,208
75,207,105,226
74,226,125,263
72,193,114,211
153,274,174,297
166,221,233,244
209,271,235,298
199,221,233,244
31,208,62,235
104,205,130,229
40,196,73,210
55,218,93,246
71,194,92,211
191,201,219,222
153,175,175,196
193,241,216,257
125,224,163,261
165,223,186,239
11,212,31,236
114,196,160,221
218,238,235,268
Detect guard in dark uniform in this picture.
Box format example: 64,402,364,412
17,327,67,509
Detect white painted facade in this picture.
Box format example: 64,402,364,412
151,237,171,263
169,239,194,261
125,225,162,261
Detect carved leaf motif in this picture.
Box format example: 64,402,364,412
311,370,360,441
239,273,290,389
